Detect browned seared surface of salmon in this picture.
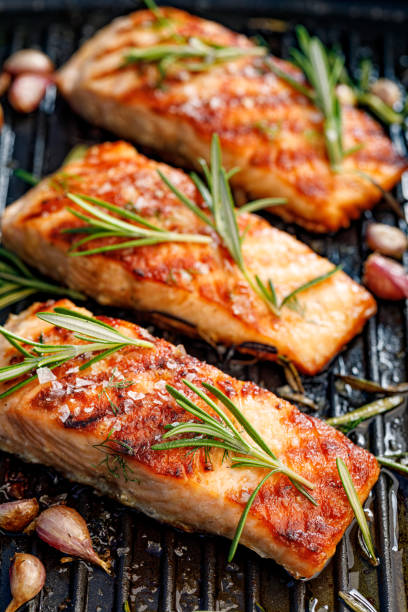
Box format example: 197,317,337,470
2,142,376,375
0,300,379,578
56,7,407,232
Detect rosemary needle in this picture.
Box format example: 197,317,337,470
152,378,316,561
159,133,340,317
0,307,153,399
0,246,85,308
65,192,211,255
267,26,345,170
336,457,378,566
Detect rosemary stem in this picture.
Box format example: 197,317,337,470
376,456,408,474
248,447,315,489
326,395,403,427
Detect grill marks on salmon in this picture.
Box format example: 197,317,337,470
2,142,376,375
0,300,379,579
56,7,407,232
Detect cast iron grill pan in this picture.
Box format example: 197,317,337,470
0,3,407,611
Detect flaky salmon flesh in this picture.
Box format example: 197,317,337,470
56,7,407,232
0,299,379,579
2,142,376,375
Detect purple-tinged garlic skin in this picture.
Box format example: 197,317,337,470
5,553,46,612
366,223,407,259
3,49,54,76
0,498,39,532
36,505,109,573
363,253,408,300
8,73,50,113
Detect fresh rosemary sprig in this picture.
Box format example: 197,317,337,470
152,378,316,561
64,193,211,256
159,133,340,317
0,306,153,398
0,246,85,309
267,26,345,169
336,457,378,566
124,38,266,85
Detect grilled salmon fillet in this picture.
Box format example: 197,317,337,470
56,7,406,232
0,299,379,578
2,142,376,375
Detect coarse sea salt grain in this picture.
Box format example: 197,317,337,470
37,367,57,384
128,390,145,401
58,405,70,423
195,262,209,275
184,372,196,382
154,380,167,392
75,377,92,388
123,399,133,413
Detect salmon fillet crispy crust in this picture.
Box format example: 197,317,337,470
56,7,407,232
0,299,379,579
2,142,376,375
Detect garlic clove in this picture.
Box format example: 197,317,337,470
335,83,357,106
8,73,50,113
366,223,408,259
363,253,408,300
3,49,54,76
0,498,39,532
5,553,46,612
36,505,110,573
0,72,11,97
369,78,401,108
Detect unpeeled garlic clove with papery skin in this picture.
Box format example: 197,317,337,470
5,553,46,612
363,253,408,300
370,78,401,108
36,505,110,573
335,83,357,106
3,49,54,76
0,498,39,532
366,223,408,259
8,73,51,113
